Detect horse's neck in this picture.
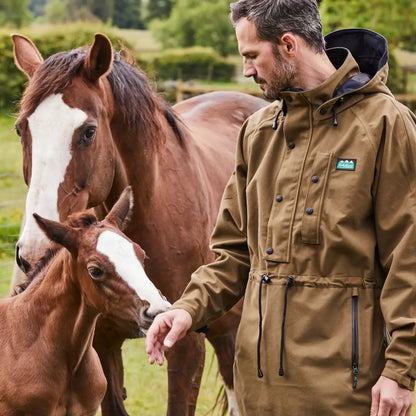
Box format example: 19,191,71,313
112,114,183,212
17,252,98,370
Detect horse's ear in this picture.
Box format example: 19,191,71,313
11,34,44,79
33,214,78,254
105,186,133,231
84,33,113,82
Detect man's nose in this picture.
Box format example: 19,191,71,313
243,59,255,78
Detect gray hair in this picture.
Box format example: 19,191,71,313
230,0,325,53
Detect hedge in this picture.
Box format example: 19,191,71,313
146,46,235,82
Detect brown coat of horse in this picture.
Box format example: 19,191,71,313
0,187,170,415
11,33,267,415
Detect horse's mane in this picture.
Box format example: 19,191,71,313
20,45,185,146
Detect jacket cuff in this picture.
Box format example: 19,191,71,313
382,366,415,391
169,302,200,332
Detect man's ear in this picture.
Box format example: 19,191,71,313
279,32,298,57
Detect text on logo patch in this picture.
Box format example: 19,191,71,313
336,158,357,171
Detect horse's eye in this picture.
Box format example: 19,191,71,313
80,126,96,145
88,266,104,280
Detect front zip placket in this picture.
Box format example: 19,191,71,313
352,289,359,389
279,275,295,376
257,274,271,378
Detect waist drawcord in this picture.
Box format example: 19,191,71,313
257,274,271,378
279,275,294,376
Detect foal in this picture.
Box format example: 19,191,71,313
0,187,170,415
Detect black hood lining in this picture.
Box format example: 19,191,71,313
325,28,388,77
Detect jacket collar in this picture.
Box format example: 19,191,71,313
278,49,361,108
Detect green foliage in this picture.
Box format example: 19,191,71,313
150,46,235,82
113,0,144,29
0,25,131,110
150,0,237,56
142,0,173,26
0,0,32,27
320,0,416,51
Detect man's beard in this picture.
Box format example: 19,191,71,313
256,50,297,100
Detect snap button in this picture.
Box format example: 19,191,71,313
288,142,295,149
311,176,319,183
266,248,274,255
276,195,283,202
306,208,314,215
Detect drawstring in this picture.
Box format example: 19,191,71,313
279,275,294,376
257,274,270,378
272,100,287,130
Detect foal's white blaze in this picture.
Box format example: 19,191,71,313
19,94,87,260
97,230,171,315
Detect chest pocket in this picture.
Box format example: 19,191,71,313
301,152,333,244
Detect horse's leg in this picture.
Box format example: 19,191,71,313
206,303,242,416
165,332,206,416
93,318,129,416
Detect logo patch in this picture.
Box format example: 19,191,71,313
336,158,357,171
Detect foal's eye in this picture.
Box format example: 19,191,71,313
88,266,104,279
79,126,96,145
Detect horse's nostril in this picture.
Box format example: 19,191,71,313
15,244,30,274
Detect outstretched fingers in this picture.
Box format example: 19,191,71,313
145,309,193,366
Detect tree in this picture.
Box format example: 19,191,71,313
0,0,32,27
142,0,173,26
150,0,237,56
29,0,47,17
113,0,144,29
320,0,416,50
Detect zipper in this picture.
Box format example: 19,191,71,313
279,275,294,376
257,274,271,378
352,289,359,389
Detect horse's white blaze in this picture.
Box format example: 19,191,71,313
97,230,171,315
19,94,87,258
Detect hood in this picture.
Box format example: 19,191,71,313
325,28,389,79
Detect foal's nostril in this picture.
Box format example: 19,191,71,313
15,243,31,274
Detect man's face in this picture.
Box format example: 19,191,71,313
236,18,296,100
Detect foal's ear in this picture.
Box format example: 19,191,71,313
84,33,113,82
105,186,133,231
33,214,78,254
11,34,44,79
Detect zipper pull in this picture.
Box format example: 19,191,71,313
352,362,359,389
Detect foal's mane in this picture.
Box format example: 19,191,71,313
20,45,185,145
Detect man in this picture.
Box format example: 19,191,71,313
146,1,416,414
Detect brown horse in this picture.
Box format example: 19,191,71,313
0,187,170,415
11,33,267,415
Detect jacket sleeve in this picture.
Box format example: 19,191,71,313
373,105,416,390
172,120,251,331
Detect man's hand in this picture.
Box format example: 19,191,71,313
371,376,414,416
145,309,192,365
